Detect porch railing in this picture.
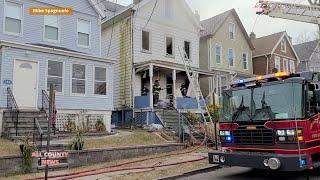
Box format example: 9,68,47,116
7,87,19,136
41,90,49,113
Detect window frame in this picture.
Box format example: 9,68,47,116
77,18,91,49
228,48,235,67
283,58,289,72
93,65,108,96
141,30,151,53
242,52,248,70
289,60,295,73
281,38,287,53
46,60,64,94
43,15,60,43
215,44,222,64
71,63,87,96
275,56,281,71
3,1,23,36
165,35,174,57
228,22,236,40
184,40,191,60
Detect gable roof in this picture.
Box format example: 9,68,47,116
200,9,254,50
88,0,106,17
103,1,126,12
252,31,285,57
294,39,319,61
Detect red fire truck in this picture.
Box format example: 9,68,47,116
209,71,320,171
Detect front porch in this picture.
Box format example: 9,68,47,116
133,60,214,125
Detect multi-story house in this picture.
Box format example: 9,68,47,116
251,31,299,75
0,0,115,135
100,0,214,126
199,9,255,98
294,39,320,72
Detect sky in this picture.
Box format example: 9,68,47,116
114,0,318,44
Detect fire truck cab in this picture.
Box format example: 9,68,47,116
209,71,320,171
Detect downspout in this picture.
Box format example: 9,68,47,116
131,11,135,122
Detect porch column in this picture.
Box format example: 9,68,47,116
172,69,176,108
149,64,153,109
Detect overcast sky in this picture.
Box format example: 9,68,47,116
115,0,318,44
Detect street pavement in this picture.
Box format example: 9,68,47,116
179,167,320,180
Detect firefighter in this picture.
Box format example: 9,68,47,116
153,80,162,106
180,83,188,97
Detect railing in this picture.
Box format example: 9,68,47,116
41,90,49,113
7,87,19,136
33,118,43,165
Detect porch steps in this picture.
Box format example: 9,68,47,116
156,110,180,132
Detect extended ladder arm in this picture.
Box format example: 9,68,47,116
255,0,320,25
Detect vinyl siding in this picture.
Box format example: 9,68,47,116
0,47,114,111
0,0,101,56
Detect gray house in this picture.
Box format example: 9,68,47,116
0,0,115,135
294,39,320,72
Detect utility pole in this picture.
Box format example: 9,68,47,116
44,84,54,180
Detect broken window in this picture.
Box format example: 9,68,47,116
166,36,173,56
142,30,150,51
184,41,190,59
94,67,107,95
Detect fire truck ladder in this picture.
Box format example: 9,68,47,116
255,0,320,29
178,47,217,145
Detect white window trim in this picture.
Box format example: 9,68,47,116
281,38,287,53
243,52,248,70
71,63,87,96
3,1,23,36
93,65,108,97
215,44,222,64
43,16,60,43
289,60,295,73
164,35,175,58
184,40,191,60
77,18,91,49
275,56,281,71
228,48,234,67
141,29,152,53
46,60,65,95
228,22,236,40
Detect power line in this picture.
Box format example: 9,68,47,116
142,0,158,30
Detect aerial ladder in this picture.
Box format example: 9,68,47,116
255,0,320,33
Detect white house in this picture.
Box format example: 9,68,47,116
100,0,213,126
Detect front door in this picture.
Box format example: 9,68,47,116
13,60,38,109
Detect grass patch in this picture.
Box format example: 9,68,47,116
83,131,168,150
0,138,20,156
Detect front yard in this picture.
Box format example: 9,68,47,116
0,138,20,156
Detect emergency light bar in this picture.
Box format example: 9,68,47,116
232,72,290,86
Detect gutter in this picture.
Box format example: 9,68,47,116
0,40,116,64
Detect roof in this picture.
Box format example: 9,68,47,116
294,39,319,61
102,1,126,13
200,9,254,50
252,31,286,57
87,0,106,17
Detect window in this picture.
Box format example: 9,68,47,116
94,67,107,95
289,60,295,73
242,52,248,70
72,64,86,94
275,56,281,71
283,58,289,72
166,36,173,56
228,48,234,67
281,38,286,52
228,23,235,40
215,45,222,64
184,41,191,59
47,61,63,92
77,19,90,47
4,2,22,35
44,16,59,41
142,30,150,51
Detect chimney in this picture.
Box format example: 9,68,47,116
195,10,200,21
133,0,142,4
250,32,256,40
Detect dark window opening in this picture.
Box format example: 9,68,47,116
142,31,150,51
184,41,190,59
166,37,173,56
